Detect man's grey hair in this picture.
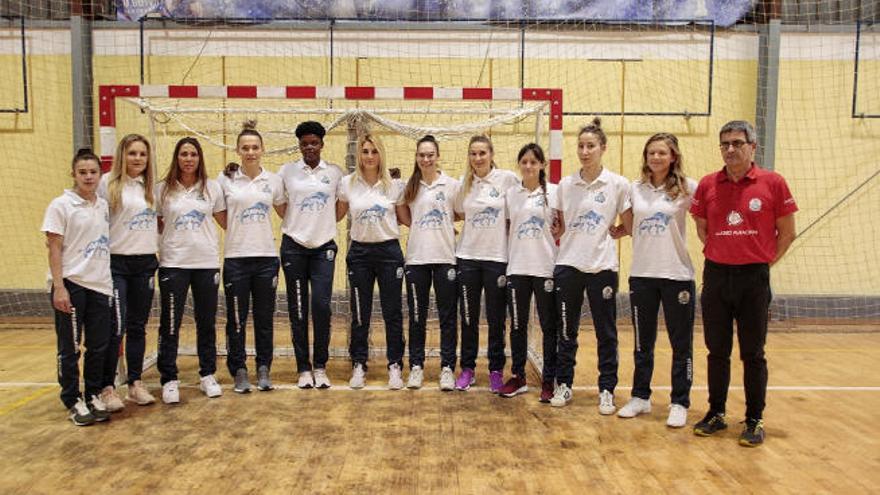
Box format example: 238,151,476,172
719,120,757,144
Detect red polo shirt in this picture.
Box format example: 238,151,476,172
690,164,797,265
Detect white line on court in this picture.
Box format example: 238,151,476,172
1,382,879,392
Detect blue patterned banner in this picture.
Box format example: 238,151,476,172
116,0,753,27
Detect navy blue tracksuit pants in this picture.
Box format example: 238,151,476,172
105,253,157,387
457,258,507,372
156,267,219,384
280,236,336,373
628,276,695,407
224,257,280,375
52,281,112,408
405,263,458,370
554,266,619,391
347,240,405,370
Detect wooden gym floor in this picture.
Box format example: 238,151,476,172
0,317,878,494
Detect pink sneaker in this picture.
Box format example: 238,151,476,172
489,370,504,393
455,368,475,391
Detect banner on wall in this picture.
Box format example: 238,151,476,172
116,0,754,27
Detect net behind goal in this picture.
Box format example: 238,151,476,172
100,83,561,375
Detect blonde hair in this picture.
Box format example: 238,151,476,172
352,134,392,193
462,135,495,195
108,134,153,212
640,132,689,200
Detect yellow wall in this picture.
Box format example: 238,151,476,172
1,30,878,297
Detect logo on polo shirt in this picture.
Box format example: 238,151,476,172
726,210,744,226
534,194,547,207
127,208,157,231
240,202,270,224
261,183,271,194
435,191,446,201
416,208,448,229
749,198,762,211
569,210,603,233
488,187,500,198
174,209,206,230
595,191,606,203
356,204,387,224
83,235,110,259
516,215,545,239
297,191,330,212
470,206,501,228
320,175,331,184
638,212,671,236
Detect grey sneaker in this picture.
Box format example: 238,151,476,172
233,368,251,394
439,366,455,391
257,365,273,391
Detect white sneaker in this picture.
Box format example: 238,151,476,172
100,385,125,412
598,389,616,415
550,384,573,407
439,367,455,391
162,380,180,404
666,404,688,428
199,374,222,398
407,365,424,389
127,380,156,405
298,371,315,389
617,397,651,418
313,369,331,389
349,363,366,389
388,363,404,390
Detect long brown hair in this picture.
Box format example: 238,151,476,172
640,132,689,200
107,134,153,212
161,137,209,204
404,135,439,204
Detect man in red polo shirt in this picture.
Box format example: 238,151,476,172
689,120,797,447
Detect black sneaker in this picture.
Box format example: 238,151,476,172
88,395,112,422
693,411,727,436
739,418,765,447
69,398,96,426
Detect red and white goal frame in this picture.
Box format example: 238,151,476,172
98,85,564,181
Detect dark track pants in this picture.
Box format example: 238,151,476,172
701,260,771,420
628,276,695,407
405,263,458,370
105,254,157,387
554,266,619,390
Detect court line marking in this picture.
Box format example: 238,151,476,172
1,383,878,392
0,385,56,416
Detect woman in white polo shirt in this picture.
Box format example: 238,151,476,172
42,148,113,426
97,134,158,411
155,137,226,404
337,133,408,390
278,121,343,390
454,135,519,393
218,122,286,394
500,143,560,401
400,135,460,390
550,118,632,412
615,132,697,428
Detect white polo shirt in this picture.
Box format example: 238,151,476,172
338,174,404,243
554,168,631,273
630,178,698,281
405,172,460,265
279,159,344,249
97,174,158,255
155,180,225,269
217,169,285,258
41,190,113,296
507,183,559,278
455,168,519,263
